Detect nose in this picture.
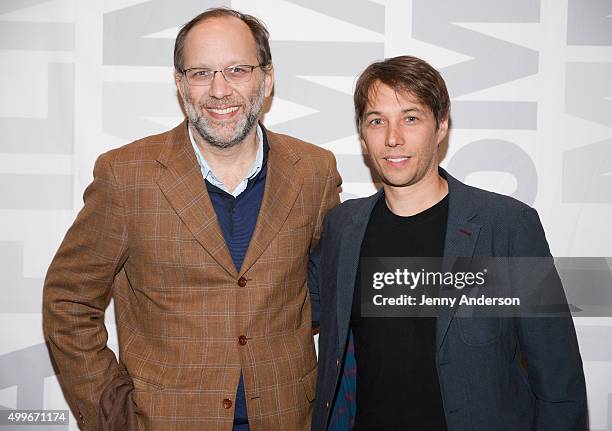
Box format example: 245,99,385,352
386,123,404,147
208,71,233,99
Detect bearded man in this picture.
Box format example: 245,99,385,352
43,8,341,431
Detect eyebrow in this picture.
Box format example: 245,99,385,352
365,108,423,117
184,61,249,69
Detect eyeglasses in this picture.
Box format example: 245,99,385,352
181,64,267,86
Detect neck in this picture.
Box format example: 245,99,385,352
190,124,260,192
383,168,448,217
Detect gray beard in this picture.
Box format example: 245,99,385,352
184,79,265,149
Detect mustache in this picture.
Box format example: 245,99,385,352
199,98,242,109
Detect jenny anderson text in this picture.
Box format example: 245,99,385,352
372,294,520,308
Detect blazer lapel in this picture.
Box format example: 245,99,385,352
156,121,237,278
336,190,383,353
239,130,303,275
436,169,481,351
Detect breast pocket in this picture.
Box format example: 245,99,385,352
458,318,502,346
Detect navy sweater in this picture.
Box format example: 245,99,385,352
205,138,268,430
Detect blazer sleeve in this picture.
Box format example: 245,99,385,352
308,216,328,329
312,150,342,248
43,152,128,430
309,150,342,328
511,207,587,430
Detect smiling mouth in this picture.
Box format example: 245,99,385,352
207,106,240,115
384,156,411,162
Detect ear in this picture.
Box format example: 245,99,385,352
175,71,186,100
436,116,449,145
263,64,274,97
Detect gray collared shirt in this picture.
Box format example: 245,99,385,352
188,124,264,198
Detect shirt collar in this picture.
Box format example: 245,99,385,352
188,123,265,197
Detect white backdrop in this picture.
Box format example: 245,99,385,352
1,0,611,429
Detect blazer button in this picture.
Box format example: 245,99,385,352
336,358,341,367
238,335,248,346
223,398,233,409
325,401,330,409
238,276,247,287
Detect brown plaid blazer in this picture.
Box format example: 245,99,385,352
43,121,341,431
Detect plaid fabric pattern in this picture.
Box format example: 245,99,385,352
43,121,341,431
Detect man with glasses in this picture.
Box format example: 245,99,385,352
43,8,340,431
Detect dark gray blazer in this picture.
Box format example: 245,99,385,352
310,168,587,431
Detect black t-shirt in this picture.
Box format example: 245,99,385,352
350,194,449,431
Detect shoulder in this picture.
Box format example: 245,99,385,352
467,185,549,255
448,173,537,222
264,128,336,174
99,126,177,165
325,193,380,225
447,174,548,254
265,128,331,158
93,123,186,185
471,184,533,215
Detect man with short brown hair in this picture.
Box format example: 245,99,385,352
43,8,340,431
311,56,586,430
